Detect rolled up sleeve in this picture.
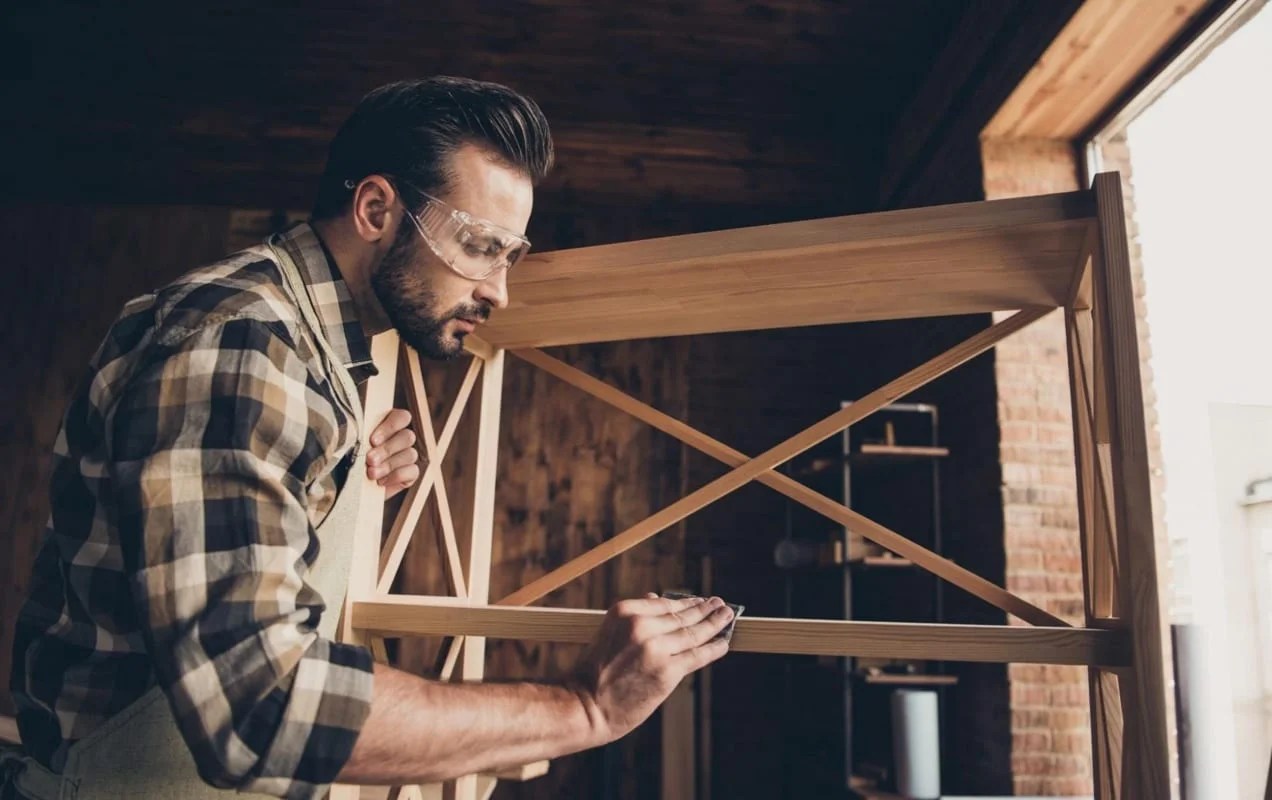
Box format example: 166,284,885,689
109,316,373,798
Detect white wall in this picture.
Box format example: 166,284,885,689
1206,403,1272,799
1121,6,1272,798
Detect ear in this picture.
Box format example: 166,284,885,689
349,175,400,244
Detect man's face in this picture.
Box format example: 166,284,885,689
372,144,533,360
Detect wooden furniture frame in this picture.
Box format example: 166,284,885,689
334,172,1170,799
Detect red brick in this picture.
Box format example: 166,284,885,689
1010,683,1050,707
1009,549,1043,572
1043,550,1082,573
1054,730,1092,755
1045,573,1085,594
1012,754,1056,776
1050,708,1093,730
1050,683,1087,707
1001,421,1038,443
1014,777,1046,795
1051,597,1085,621
1011,664,1048,683
1013,730,1053,753
1008,574,1047,594
1051,776,1095,795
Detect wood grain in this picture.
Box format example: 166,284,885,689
339,332,400,646
661,681,695,800
444,350,506,800
1067,310,1121,620
353,597,1130,667
481,192,1094,348
983,0,1209,138
1092,172,1171,798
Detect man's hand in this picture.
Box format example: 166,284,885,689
569,594,734,744
366,409,421,500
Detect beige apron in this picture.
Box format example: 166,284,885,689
6,240,366,799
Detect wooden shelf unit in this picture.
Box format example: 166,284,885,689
337,174,1170,800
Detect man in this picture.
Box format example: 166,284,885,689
4,77,734,799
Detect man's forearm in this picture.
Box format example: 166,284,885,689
335,662,602,785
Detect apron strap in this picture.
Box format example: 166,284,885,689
264,238,366,439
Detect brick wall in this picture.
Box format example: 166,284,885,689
983,137,1092,796
982,136,1170,795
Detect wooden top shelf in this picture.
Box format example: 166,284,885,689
481,190,1095,348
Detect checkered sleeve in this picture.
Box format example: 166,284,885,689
109,316,374,799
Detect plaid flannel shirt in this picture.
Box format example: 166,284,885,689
9,223,378,798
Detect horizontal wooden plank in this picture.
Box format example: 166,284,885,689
353,597,1130,667
483,191,1093,347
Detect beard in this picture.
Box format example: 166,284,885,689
371,223,490,360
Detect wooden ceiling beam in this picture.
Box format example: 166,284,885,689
982,0,1214,140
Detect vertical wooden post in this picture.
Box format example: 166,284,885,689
661,680,696,800
1091,172,1173,798
333,331,402,800
1069,305,1125,800
444,349,505,800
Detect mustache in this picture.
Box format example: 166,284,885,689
451,303,492,323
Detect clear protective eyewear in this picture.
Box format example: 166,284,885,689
376,178,531,281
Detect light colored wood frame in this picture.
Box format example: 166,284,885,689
335,172,1169,799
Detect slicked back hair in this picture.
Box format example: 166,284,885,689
312,76,553,219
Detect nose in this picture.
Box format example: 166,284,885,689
474,267,509,311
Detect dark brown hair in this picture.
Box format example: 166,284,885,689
312,76,553,219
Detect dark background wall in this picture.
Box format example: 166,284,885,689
1,2,1081,797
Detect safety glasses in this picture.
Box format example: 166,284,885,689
389,179,531,281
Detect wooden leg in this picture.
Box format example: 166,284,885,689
1092,172,1172,798
661,679,696,800
342,332,401,644
1068,311,1121,620
330,333,403,800
444,350,505,800
1088,667,1124,799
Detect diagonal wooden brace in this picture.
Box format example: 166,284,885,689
498,308,1062,628
377,355,482,594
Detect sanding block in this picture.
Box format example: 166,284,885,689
660,590,744,643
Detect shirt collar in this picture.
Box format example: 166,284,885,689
272,222,377,382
